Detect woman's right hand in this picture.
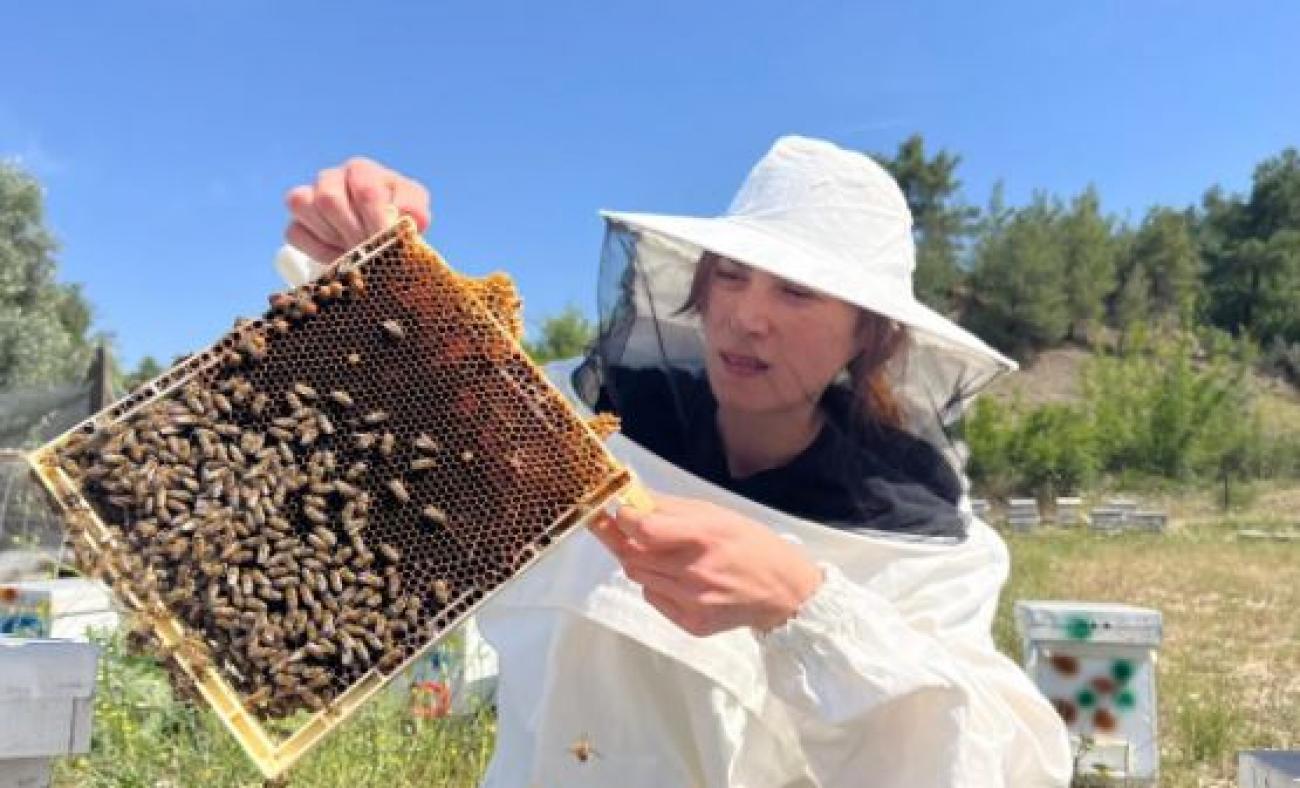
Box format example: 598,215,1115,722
284,158,432,263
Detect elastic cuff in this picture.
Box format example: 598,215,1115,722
756,562,858,648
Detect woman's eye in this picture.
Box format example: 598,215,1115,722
714,268,744,281
782,286,817,300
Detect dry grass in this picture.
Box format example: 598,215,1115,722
995,510,1300,787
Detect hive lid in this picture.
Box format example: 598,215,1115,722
1014,600,1163,646
0,639,99,700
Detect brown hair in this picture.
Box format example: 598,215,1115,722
678,252,907,430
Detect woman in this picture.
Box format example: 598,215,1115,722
282,137,1072,786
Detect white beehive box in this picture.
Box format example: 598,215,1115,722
1,579,119,641
0,639,99,773
1238,750,1300,786
1006,497,1041,532
1014,601,1163,785
4,579,119,641
1055,496,1083,526
0,758,53,788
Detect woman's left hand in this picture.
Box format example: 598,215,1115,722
590,493,824,637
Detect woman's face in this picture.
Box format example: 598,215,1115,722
700,255,863,416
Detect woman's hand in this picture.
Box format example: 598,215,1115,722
591,492,824,636
284,158,432,263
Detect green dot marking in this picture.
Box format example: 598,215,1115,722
1115,690,1136,710
1112,659,1134,684
1076,688,1097,709
1065,616,1093,641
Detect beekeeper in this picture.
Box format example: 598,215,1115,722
281,136,1073,787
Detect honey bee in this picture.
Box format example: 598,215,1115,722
568,734,601,764
344,269,366,295
380,320,405,341
387,479,411,504
432,578,451,605
413,434,439,453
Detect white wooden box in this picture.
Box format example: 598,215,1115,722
0,639,99,760
1014,601,1163,784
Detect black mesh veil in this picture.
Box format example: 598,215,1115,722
572,222,1014,540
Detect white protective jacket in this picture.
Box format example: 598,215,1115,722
473,363,1072,788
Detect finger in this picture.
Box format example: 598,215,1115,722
346,159,396,235
589,514,633,557
392,178,432,232
644,491,696,514
615,507,702,552
285,185,347,249
623,561,697,600
314,168,367,247
286,221,344,265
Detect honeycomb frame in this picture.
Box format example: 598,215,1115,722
25,219,650,778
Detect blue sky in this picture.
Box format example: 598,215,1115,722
2,2,1297,371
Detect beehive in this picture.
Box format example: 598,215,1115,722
1014,600,1163,784
24,219,646,778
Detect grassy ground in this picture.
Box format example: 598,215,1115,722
55,488,1298,787
56,635,496,787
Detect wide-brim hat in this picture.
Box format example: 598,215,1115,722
599,136,1017,385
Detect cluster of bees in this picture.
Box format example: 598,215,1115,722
51,261,464,719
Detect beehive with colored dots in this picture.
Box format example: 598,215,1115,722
1014,600,1163,784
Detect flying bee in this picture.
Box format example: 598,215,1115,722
568,734,601,764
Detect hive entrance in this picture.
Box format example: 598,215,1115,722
28,220,637,777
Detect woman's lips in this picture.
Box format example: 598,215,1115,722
719,351,770,377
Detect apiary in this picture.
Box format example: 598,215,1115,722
24,219,645,778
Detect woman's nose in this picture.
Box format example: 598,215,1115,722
728,288,772,335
